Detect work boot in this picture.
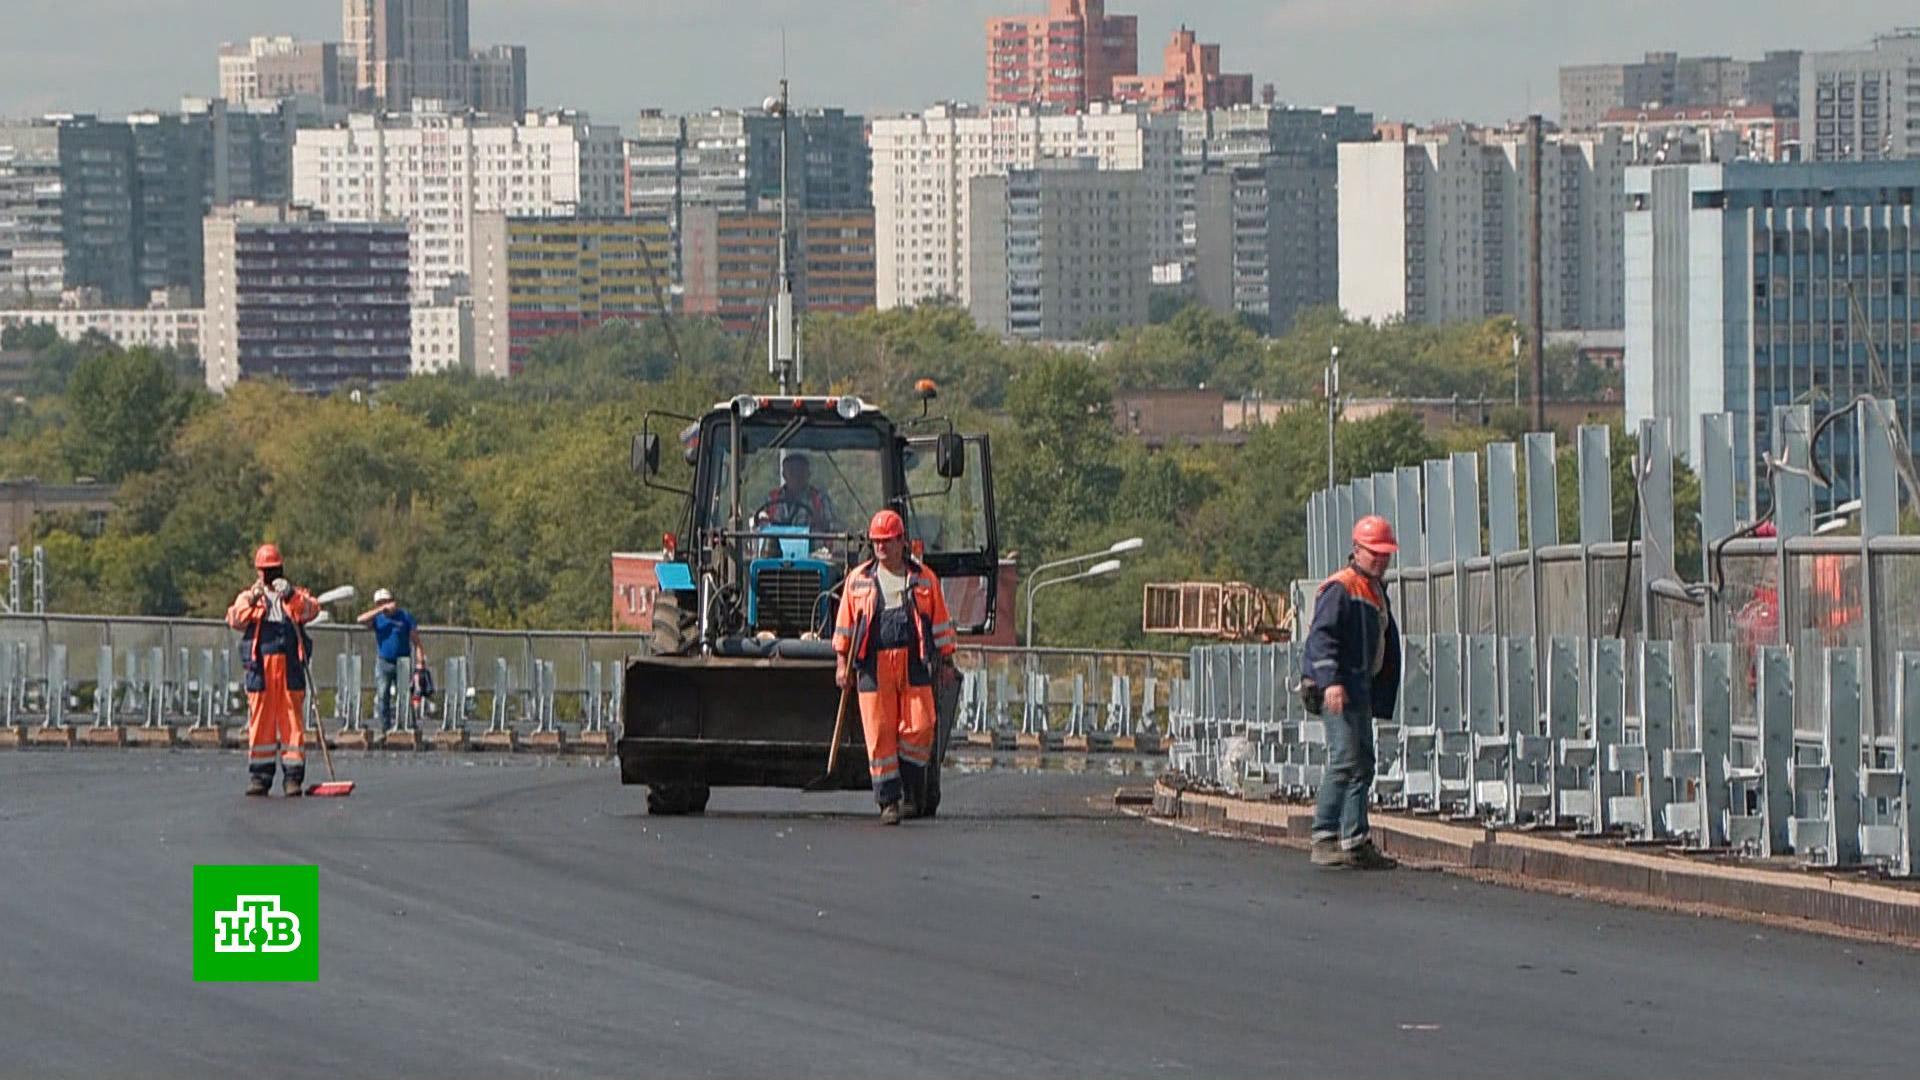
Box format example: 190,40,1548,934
878,801,903,826
902,796,923,820
1310,838,1350,867
283,776,305,797
245,774,271,797
1345,840,1398,871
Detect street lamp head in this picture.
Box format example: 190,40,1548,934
1107,537,1145,555
1086,560,1123,578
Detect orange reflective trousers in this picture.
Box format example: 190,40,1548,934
247,653,305,781
859,647,935,806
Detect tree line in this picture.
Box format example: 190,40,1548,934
0,303,1669,648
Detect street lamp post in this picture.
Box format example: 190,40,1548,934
1023,559,1123,653
1018,537,1144,646
1326,344,1340,493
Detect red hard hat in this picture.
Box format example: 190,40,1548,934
1752,521,1777,539
868,509,906,541
253,543,283,570
1352,515,1398,555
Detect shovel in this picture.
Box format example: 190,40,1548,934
803,674,857,794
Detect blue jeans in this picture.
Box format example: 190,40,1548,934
374,657,400,729
1312,702,1376,847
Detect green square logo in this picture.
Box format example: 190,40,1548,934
193,865,319,982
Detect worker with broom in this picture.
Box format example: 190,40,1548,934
226,544,321,797
833,509,959,825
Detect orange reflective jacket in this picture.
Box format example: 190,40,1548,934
833,557,956,688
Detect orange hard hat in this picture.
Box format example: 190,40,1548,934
868,509,906,541
1352,515,1398,555
253,543,283,569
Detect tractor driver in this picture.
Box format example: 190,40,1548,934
764,452,837,534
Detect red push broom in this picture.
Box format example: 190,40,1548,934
304,663,355,797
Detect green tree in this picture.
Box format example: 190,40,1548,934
64,348,196,482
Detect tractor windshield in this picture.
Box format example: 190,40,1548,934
707,418,889,548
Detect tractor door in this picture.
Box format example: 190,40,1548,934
904,434,1001,635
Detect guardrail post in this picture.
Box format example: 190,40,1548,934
1397,635,1435,807
45,643,68,730
1825,647,1863,866
1467,634,1505,818
1898,653,1920,878
1858,399,1897,751
1690,643,1734,848
93,645,114,730
1547,636,1583,825
1758,645,1795,858
1507,637,1550,823
1591,638,1627,834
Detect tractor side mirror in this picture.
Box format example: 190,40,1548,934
633,433,661,477
935,432,965,479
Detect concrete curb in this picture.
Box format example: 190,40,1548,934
1148,780,1920,946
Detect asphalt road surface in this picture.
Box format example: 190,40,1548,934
3,751,1919,1079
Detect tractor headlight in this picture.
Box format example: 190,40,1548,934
835,396,864,420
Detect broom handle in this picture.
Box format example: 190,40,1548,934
825,673,855,776
304,662,339,783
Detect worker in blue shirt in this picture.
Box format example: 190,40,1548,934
356,587,424,732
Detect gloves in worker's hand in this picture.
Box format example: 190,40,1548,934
1298,677,1324,715
271,578,291,597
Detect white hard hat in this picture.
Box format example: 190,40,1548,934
373,587,394,603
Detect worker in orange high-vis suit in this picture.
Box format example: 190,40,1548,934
834,509,958,825
225,544,321,797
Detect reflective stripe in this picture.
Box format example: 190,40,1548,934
849,579,876,593
869,754,898,771
899,746,931,767
831,628,852,639
930,621,953,635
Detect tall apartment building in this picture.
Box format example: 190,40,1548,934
469,215,673,377
1194,157,1337,332
1186,104,1374,325
467,45,527,116
1561,50,1803,131
1801,31,1920,161
1625,161,1920,514
871,103,1179,309
1599,103,1797,164
344,0,469,107
987,0,1139,110
201,204,411,393
968,161,1149,340
193,97,300,207
680,207,876,331
1339,125,1632,332
1111,27,1253,112
624,107,871,279
0,117,138,306
128,112,211,304
293,108,625,299
217,37,353,108
340,0,525,112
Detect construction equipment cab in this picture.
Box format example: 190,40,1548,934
621,386,998,815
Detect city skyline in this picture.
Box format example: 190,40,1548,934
3,1,1917,127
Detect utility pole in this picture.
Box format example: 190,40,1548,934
1326,343,1340,492
767,76,800,394
1527,113,1546,432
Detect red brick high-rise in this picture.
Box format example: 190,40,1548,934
986,0,1139,110
1112,27,1253,112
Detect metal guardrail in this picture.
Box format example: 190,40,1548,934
1176,403,1920,876
0,615,1188,753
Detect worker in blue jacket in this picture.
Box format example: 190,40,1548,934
1301,514,1403,869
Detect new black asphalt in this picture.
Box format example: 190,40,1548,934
2,751,1918,1078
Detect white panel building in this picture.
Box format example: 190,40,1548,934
292,107,625,300
870,103,1181,309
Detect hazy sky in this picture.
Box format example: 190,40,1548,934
3,0,1916,128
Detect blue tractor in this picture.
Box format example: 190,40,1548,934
621,387,999,815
